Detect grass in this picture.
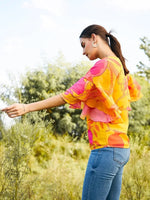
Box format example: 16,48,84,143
0,120,150,199
28,134,90,200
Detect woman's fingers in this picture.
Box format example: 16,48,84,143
2,103,26,118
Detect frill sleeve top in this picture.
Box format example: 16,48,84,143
62,56,142,149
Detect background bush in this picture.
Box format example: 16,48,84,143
0,120,150,200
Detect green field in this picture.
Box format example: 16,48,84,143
0,120,150,200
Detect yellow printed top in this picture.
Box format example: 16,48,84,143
62,56,142,150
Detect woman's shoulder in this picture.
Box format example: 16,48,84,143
86,57,119,76
85,58,108,78
92,56,121,70
94,58,108,68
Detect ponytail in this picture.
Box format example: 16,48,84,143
106,33,129,75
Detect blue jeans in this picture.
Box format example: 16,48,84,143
82,147,130,200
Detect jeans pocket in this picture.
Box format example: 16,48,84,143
90,150,102,169
113,148,130,165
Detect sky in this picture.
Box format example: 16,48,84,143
0,0,150,111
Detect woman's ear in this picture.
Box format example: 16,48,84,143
91,33,97,43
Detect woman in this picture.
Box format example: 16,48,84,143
2,24,142,200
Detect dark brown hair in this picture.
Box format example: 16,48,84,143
79,24,129,75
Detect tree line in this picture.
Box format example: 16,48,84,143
0,38,150,144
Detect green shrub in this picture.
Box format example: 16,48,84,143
0,120,150,200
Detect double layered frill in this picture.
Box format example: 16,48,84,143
62,57,142,149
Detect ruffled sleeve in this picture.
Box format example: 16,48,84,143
62,76,93,109
62,58,122,122
127,74,142,102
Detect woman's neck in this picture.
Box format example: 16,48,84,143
97,37,116,59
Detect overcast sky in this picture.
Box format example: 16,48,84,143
0,0,150,84
0,0,150,125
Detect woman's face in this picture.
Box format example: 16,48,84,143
80,37,98,60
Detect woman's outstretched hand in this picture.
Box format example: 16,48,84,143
2,103,28,118
2,94,66,118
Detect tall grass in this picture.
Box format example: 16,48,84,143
0,120,150,199
121,139,150,200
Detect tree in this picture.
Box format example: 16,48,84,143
128,76,150,141
128,37,150,145
0,55,92,138
137,37,150,80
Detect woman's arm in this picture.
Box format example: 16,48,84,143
2,94,66,118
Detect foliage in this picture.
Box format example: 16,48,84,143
0,56,92,138
0,119,89,200
0,120,150,200
128,75,150,144
127,37,150,144
121,139,150,200
0,121,33,200
137,37,150,80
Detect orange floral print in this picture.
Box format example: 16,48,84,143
62,56,142,149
